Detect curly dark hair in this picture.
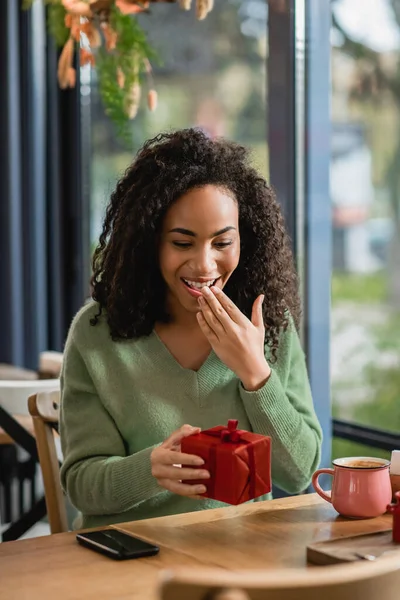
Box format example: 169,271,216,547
91,128,300,360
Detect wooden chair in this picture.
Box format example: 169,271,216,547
0,379,61,532
28,390,68,534
160,553,400,600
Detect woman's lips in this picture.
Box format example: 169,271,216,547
182,282,203,298
181,277,221,298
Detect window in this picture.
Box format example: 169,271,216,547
331,0,400,457
89,0,268,248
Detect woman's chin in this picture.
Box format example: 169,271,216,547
181,297,201,313
167,290,200,316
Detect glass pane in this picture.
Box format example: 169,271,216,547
89,1,268,247
331,0,400,434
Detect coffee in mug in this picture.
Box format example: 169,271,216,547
312,456,392,518
344,459,387,469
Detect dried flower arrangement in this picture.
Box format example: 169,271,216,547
22,1,214,137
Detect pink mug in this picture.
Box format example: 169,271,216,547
312,456,392,518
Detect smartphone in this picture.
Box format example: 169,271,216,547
76,529,160,561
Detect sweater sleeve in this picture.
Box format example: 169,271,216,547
60,331,163,516
239,320,322,494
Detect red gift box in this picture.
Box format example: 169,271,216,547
181,419,271,505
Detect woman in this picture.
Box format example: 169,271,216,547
60,128,322,529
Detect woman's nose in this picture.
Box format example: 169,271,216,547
191,247,217,274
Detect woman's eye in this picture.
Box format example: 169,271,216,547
172,241,192,248
172,240,232,249
215,241,232,249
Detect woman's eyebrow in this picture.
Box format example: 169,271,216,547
168,226,236,237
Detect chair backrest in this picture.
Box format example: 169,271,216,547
160,553,400,600
28,390,68,534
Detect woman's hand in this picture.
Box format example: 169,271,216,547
197,286,271,391
150,424,210,498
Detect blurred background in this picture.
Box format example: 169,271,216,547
0,0,399,540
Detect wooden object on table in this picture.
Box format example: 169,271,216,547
0,414,35,445
307,530,400,564
160,556,400,600
38,351,63,380
0,495,393,600
28,390,68,533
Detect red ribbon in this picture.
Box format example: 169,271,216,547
213,419,244,443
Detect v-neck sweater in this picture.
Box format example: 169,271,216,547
60,301,322,529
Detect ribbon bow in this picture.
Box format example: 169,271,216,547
202,419,251,445
220,419,244,443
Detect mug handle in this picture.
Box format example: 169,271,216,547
312,468,334,503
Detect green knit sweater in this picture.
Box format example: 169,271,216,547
60,302,322,529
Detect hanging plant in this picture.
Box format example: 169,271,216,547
22,0,214,138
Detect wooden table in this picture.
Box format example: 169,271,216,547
0,494,392,599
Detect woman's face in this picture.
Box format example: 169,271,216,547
159,185,240,316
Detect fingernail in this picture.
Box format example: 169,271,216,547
196,485,207,493
202,286,210,294
211,286,219,293
201,471,210,479
195,458,205,465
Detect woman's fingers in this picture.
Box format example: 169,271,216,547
151,425,209,498
251,294,265,329
153,465,210,481
199,286,231,329
198,298,224,336
164,424,201,448
164,449,205,466
208,286,247,325
197,311,219,342
157,479,207,497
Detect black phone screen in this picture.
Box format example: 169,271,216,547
76,529,160,560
